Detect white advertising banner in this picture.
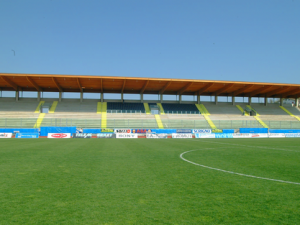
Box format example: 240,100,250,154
146,133,168,139
172,133,193,139
114,129,131,134
251,133,269,138
0,133,12,138
269,133,285,138
285,133,300,138
116,133,138,138
48,133,71,138
232,133,252,138
195,133,216,138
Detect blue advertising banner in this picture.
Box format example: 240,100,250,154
176,129,192,133
223,129,235,133
132,129,152,133
270,129,300,133
151,129,177,134
195,133,215,138
15,133,39,138
215,133,233,138
193,129,211,133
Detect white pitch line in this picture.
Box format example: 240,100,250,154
180,149,300,185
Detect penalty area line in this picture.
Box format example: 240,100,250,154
180,149,300,186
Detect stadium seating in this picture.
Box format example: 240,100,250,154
107,102,145,113
161,103,199,114
1,98,300,129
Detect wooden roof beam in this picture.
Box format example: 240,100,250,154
265,86,285,97
0,76,18,91
249,85,273,97
215,83,234,96
232,84,254,96
121,80,126,93
52,77,62,92
26,76,41,91
282,87,300,98
77,78,83,92
196,83,214,95
178,82,193,95
140,80,149,94
159,81,172,94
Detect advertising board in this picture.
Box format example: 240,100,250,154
16,133,39,138
72,133,92,138
176,129,192,133
116,133,138,138
212,129,223,133
193,129,211,133
269,133,285,138
195,133,215,138
114,129,131,133
232,133,252,138
132,129,152,134
101,129,114,133
146,133,168,139
215,133,233,138
250,133,269,138
0,133,12,138
172,133,193,138
285,133,300,138
97,133,116,138
48,133,71,138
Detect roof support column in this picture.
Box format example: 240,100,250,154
80,91,83,103
264,95,268,106
280,98,283,106
179,95,182,103
232,95,235,105
141,94,143,103
121,93,124,102
296,97,299,107
197,95,200,104
160,94,163,103
37,91,41,102
59,92,62,102
15,90,19,102
100,93,103,103
215,95,218,105
248,96,252,105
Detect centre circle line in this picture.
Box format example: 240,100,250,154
180,149,300,185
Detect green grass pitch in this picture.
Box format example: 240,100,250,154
1,138,300,224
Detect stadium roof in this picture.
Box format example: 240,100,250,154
0,73,300,98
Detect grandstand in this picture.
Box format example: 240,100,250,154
0,73,300,129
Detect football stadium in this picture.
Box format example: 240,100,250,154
1,73,300,224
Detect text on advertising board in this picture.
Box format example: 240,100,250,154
116,133,138,138
0,133,12,138
193,129,211,133
146,133,168,138
48,133,71,138
97,133,116,138
114,129,131,133
172,133,193,138
132,129,152,133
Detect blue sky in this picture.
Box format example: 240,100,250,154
0,0,299,84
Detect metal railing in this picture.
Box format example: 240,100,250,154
0,118,300,129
